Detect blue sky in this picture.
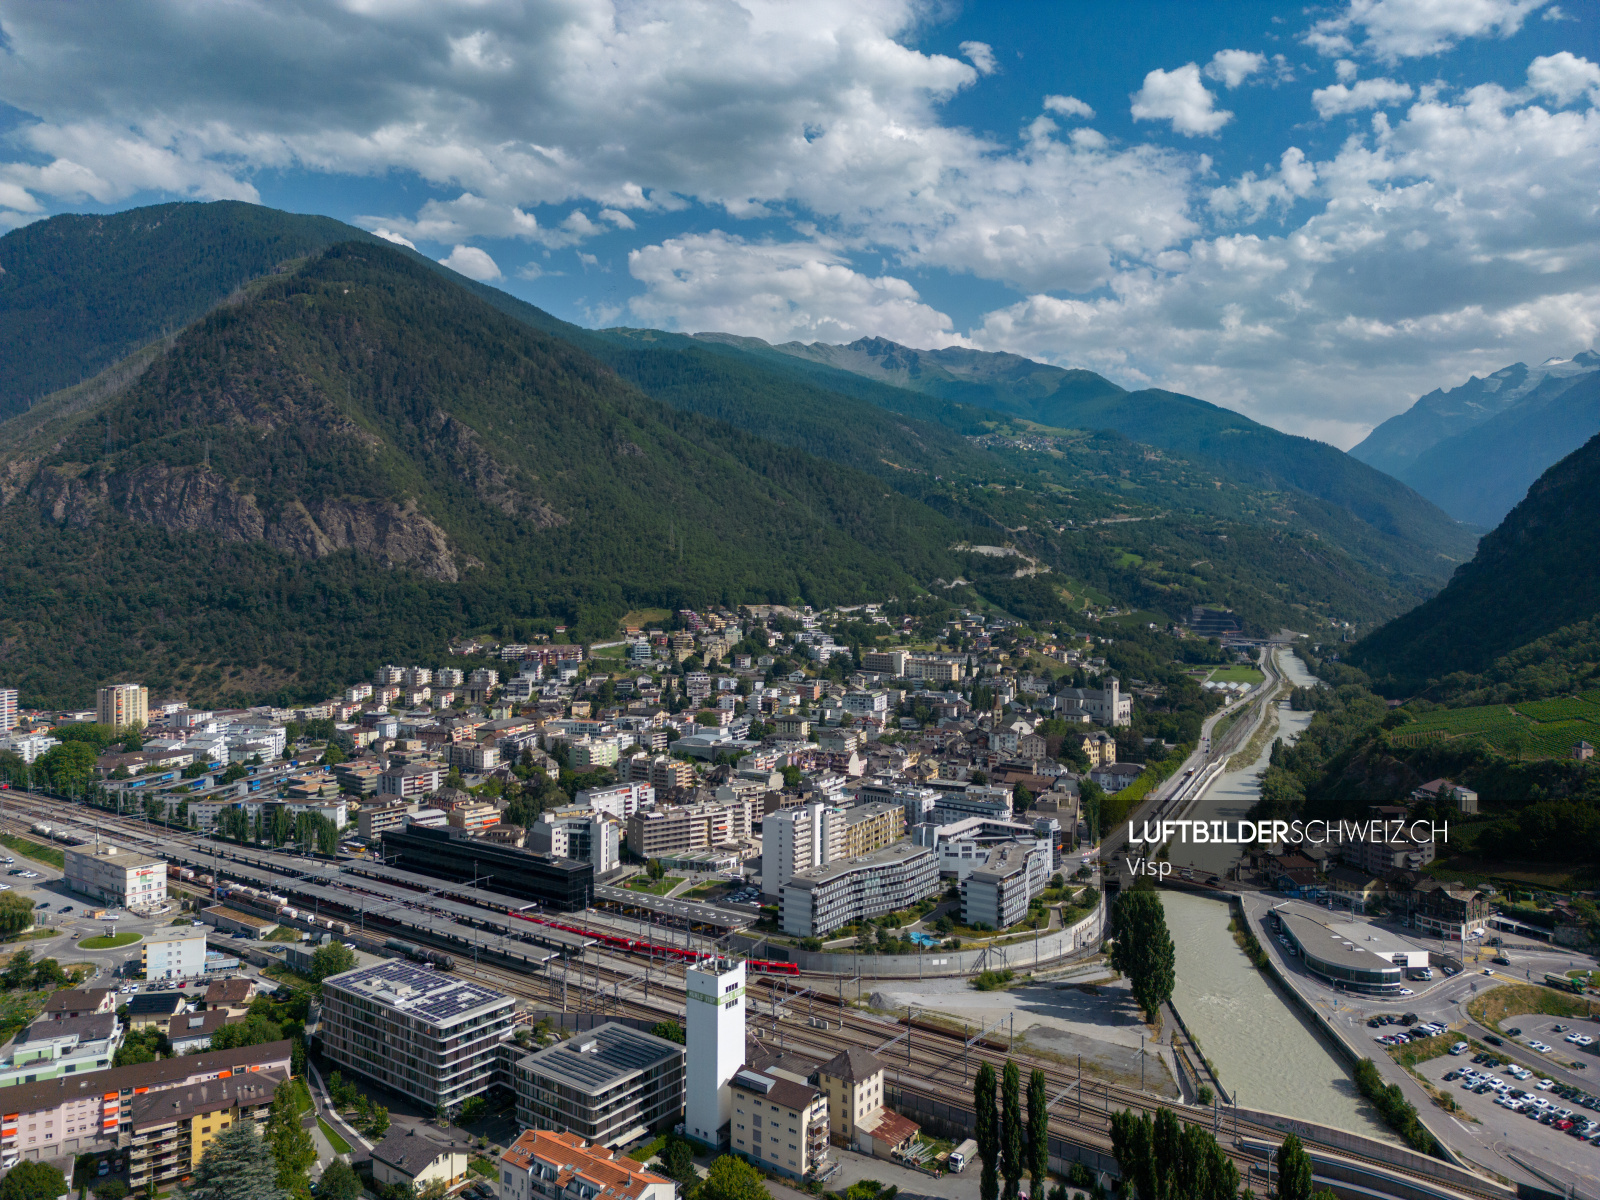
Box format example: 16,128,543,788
0,0,1596,446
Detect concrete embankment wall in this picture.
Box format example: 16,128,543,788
729,904,1103,978
887,1084,1120,1182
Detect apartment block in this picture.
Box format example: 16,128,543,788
357,801,411,840
625,800,749,859
445,801,502,832
837,802,904,858
378,762,444,799
729,1059,829,1181
512,1023,685,1147
96,683,148,730
0,1014,119,1089
576,782,656,820
960,841,1050,930
780,842,939,937
127,1070,282,1191
141,926,208,980
319,961,514,1111
499,1130,675,1200
858,650,908,676
0,689,16,733
529,810,620,875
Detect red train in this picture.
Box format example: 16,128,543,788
507,909,800,974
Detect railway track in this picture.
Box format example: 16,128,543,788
0,791,1509,1199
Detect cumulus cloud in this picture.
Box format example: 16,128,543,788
627,232,966,347
1204,49,1267,89
1304,0,1552,62
1130,64,1233,136
1042,94,1095,119
1312,77,1415,118
437,245,502,281
1527,52,1600,106
960,41,998,76
370,227,416,250
1209,147,1318,219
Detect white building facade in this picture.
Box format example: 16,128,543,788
684,958,745,1150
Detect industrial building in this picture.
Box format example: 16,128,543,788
380,823,595,910
512,1023,686,1147
320,961,515,1111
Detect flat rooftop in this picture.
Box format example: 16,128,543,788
1279,911,1401,975
1324,920,1430,959
786,841,931,890
518,1021,683,1095
323,960,512,1026
592,884,752,929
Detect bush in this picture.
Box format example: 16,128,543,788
1354,1059,1441,1156
1196,1085,1214,1106
971,969,1015,992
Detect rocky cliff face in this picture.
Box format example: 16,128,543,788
10,459,466,580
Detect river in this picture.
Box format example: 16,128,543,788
1160,651,1394,1139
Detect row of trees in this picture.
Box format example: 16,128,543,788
215,805,340,854
972,1060,1049,1200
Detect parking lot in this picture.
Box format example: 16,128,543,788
1416,1051,1600,1182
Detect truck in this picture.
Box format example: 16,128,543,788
947,1139,977,1173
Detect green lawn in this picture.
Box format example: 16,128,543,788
0,834,65,870
264,926,301,942
626,876,683,896
317,1116,352,1154
1208,665,1265,684
77,931,142,950
469,1157,499,1180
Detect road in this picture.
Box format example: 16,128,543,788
1101,644,1287,867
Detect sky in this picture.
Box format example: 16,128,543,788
0,0,1596,448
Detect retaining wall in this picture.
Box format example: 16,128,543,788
729,904,1103,978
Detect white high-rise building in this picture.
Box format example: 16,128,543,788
0,688,16,733
760,803,845,894
684,957,745,1150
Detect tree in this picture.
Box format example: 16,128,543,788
266,1079,316,1196
209,1013,284,1051
1107,885,1176,1023
1026,1068,1048,1200
0,897,37,948
367,1104,390,1138
178,1120,286,1200
1275,1133,1312,1200
1000,1060,1023,1200
319,741,347,766
699,1155,769,1200
660,1137,696,1193
314,1159,361,1200
0,1161,68,1200
309,942,357,983
650,1020,686,1044
458,1095,488,1126
974,1061,999,1200
91,1182,128,1200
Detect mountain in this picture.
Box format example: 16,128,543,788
0,242,973,706
1348,430,1600,696
696,332,1480,579
1349,352,1600,526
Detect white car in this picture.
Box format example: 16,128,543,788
1530,1041,1552,1053
1398,988,1415,996
1449,1042,1469,1055
1537,1078,1556,1090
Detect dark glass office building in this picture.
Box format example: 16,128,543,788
380,825,595,911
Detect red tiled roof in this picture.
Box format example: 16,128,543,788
502,1130,671,1200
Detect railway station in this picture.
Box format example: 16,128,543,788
591,884,753,936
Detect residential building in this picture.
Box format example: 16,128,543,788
357,801,412,840
625,800,750,859
127,1069,283,1191
1408,879,1489,940
381,824,595,910
64,844,167,909
728,1060,829,1180
1088,762,1144,794
760,805,840,895
512,1022,686,1147
859,650,908,676
320,960,515,1111
445,801,502,832
1325,866,1388,913
0,688,15,733
685,958,744,1150
165,1009,233,1054
1338,806,1438,874
124,994,185,1033
38,990,115,1022
447,742,501,772
780,843,940,937
0,1014,119,1089
97,683,148,730
379,763,444,800
571,737,621,771
202,978,258,1017
841,690,888,716
575,782,655,821
141,926,208,981
370,1127,471,1196
499,1130,675,1200
529,810,620,876
1411,777,1479,815
836,802,904,858
0,1039,291,1163
960,841,1050,930
816,1047,918,1158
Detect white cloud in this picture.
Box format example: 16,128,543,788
1042,94,1095,119
1312,77,1415,118
1209,147,1318,219
627,231,966,347
1204,50,1267,89
370,227,416,250
960,41,998,76
1527,52,1600,107
1304,0,1552,62
1130,64,1233,136
1336,59,1360,83
599,208,637,229
437,245,502,281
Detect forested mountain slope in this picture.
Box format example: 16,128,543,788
1349,431,1600,696
700,333,1479,580
0,243,972,706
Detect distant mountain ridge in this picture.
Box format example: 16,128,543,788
1349,350,1600,527
696,331,1480,577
